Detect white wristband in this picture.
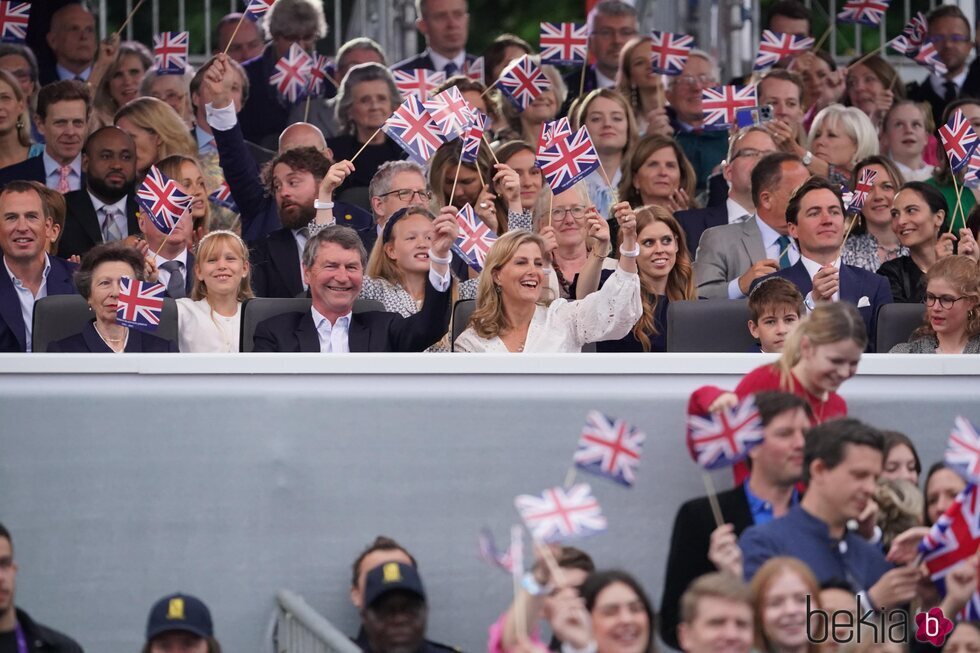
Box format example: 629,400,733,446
428,249,451,265
314,199,334,210
619,243,640,258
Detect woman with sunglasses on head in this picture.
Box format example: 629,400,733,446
890,255,980,353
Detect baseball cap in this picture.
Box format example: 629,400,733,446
146,593,214,641
362,561,426,608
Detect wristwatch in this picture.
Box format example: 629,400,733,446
313,199,334,210
802,151,814,167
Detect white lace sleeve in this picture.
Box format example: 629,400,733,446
358,276,386,301
506,209,533,233
453,328,487,352
551,267,641,348
458,278,478,300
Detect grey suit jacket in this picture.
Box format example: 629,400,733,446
694,217,766,299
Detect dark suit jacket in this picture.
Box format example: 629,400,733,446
58,190,140,259
250,228,304,299
252,276,451,352
906,77,953,133
675,204,729,258
391,49,477,72
757,260,893,352
0,155,47,188
0,254,77,352
560,64,599,117
47,320,178,352
160,250,196,298
238,44,292,150
659,485,754,649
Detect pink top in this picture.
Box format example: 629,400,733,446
488,610,544,653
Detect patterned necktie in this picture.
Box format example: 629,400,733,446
101,207,123,242
57,165,72,193
776,235,793,269
443,62,458,76
159,260,186,299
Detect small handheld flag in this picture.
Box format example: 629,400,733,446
686,396,764,470
116,277,166,331
573,410,646,487
946,416,980,482
515,483,607,542
137,166,193,235
307,53,332,97
913,43,948,77
495,55,550,111
269,43,313,104
424,86,473,139
649,31,694,76
940,109,980,174
451,203,496,271
153,31,189,75
463,57,485,85
0,2,31,43
538,117,572,155
836,0,890,26
539,22,588,65
478,526,522,574
393,69,446,101
208,180,239,213
846,168,878,214
753,31,814,72
244,0,277,21
461,108,489,164
381,96,445,165
536,126,600,195
701,85,758,131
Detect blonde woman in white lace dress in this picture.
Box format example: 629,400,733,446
454,202,642,352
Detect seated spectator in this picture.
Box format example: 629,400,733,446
176,230,252,353
844,54,903,131
141,69,195,128
550,570,655,653
58,127,140,260
91,42,152,129
434,75,495,128
756,176,893,350
536,182,595,298
143,593,220,653
252,223,455,352
212,12,265,64
0,70,30,171
747,277,804,354
483,34,533,88
428,139,496,227
0,522,83,653
0,44,41,144
114,97,198,177
676,572,754,653
574,88,635,221
0,181,77,353
498,62,565,147
841,157,906,273
926,99,980,226
454,207,641,352
618,135,696,214
492,141,542,227
40,3,97,85
739,418,918,611
368,160,434,244
881,100,935,182
749,557,822,653
38,186,68,255
804,104,878,189
573,205,695,352
923,462,967,526
891,255,980,353
0,79,90,192
880,431,920,485
694,153,808,299
787,51,845,132
48,243,177,353
616,36,670,138
659,392,811,650
156,154,211,234
873,478,922,551
757,69,807,155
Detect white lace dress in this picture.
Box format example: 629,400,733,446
453,267,641,352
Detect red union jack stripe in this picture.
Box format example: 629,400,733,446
244,0,277,21
495,55,550,111
941,109,980,174
0,1,29,43
463,57,485,85
424,85,472,138
539,22,588,65
649,31,694,76
515,484,607,542
451,203,496,271
382,96,445,164
538,117,572,155
478,525,523,576
899,12,928,49
116,277,166,330
208,180,238,212
269,43,312,104
392,69,446,101
153,31,189,75
535,126,600,195
753,30,814,71
913,42,948,77
461,107,489,163
137,166,193,234
965,152,980,190
836,0,890,26
920,483,980,578
846,167,878,214
946,417,980,482
573,411,646,487
702,84,758,130
307,53,332,97
686,397,764,470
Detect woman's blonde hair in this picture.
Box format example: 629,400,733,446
114,96,197,168
0,69,31,147
191,230,253,302
572,88,638,161
776,301,867,388
808,104,880,166
913,255,980,340
749,557,822,653
366,205,434,285
874,478,923,551
615,36,664,116
155,154,211,232
618,134,696,208
468,230,552,339
94,42,152,121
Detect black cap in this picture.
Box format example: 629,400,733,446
363,561,426,608
146,593,213,641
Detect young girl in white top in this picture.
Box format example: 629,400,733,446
176,230,253,352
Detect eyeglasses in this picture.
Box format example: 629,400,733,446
731,148,767,161
550,205,588,221
925,293,968,309
591,28,638,39
379,188,433,202
674,74,717,88
927,34,971,44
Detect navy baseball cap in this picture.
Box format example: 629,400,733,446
363,561,426,608
146,593,214,641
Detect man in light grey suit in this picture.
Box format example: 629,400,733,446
694,153,809,299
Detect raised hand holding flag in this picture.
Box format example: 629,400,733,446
940,109,980,174
451,203,496,271
686,396,764,470
116,277,167,331
515,484,607,543
536,126,601,195
846,168,878,214
495,55,550,111
573,411,646,487
425,86,472,139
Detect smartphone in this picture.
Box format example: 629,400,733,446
735,104,775,129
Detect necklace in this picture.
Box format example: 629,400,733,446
95,323,124,342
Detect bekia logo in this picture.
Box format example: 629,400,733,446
914,608,954,646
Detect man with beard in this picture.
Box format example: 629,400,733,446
0,523,83,653
57,127,139,259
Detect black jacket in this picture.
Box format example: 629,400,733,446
9,608,84,653
57,191,140,260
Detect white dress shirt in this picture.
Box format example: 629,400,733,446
154,249,190,288
726,198,752,224
892,160,936,183
89,193,129,240
427,49,466,74
3,254,49,352
726,215,801,299
42,151,82,192
594,67,616,90
56,64,91,81
800,254,841,306
930,68,968,98
176,298,241,353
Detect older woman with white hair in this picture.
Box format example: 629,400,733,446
535,181,604,299
804,103,879,189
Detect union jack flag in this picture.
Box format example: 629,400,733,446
941,109,979,174
451,203,496,271
137,166,193,235
753,30,814,72
244,0,277,21
269,43,312,104
920,483,980,585
539,22,588,65
965,152,980,190
896,12,928,51
649,31,694,76
463,57,485,85
208,180,238,212
116,277,166,331
538,117,572,155
536,126,600,195
478,525,523,575
573,411,646,487
686,396,764,470
514,483,607,542
461,107,489,164
495,55,550,111
912,42,948,77
307,53,332,97
946,417,980,482
153,31,189,75
425,85,472,139
888,35,916,56
393,69,446,101
846,168,878,214
836,0,890,26
0,2,30,43
382,96,445,164
702,84,758,130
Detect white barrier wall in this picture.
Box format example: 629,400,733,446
1,354,979,653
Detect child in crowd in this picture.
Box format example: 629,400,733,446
747,278,805,353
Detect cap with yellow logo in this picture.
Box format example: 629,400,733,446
362,561,426,608
146,592,214,641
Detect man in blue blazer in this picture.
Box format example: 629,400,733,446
753,177,892,351
392,0,476,74
0,181,78,352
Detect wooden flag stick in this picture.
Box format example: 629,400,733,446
449,153,465,205
597,159,615,192
578,44,589,98
303,94,313,122
949,173,967,234
548,189,554,228
563,467,576,488
837,213,859,260
813,26,832,52
115,0,147,37
482,133,500,164
474,157,484,186
533,538,567,587
701,472,725,528
846,45,884,70
222,13,248,57
350,126,384,162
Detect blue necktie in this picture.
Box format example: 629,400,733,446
443,62,458,76
776,235,793,269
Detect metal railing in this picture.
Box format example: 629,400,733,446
273,590,363,653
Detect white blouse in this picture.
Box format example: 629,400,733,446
453,267,641,353
176,298,241,353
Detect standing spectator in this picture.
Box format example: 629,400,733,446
90,42,152,129
844,55,903,131
393,0,475,74
841,156,906,273
0,181,77,352
618,135,696,213
758,70,807,155
749,558,822,653
575,88,634,222
907,6,975,128
923,463,966,526
676,573,754,653
881,100,935,182
41,3,96,85
880,432,921,485
549,570,655,653
114,97,198,177
616,36,670,138
0,71,32,174
535,182,595,298
143,593,222,653
483,34,532,86
0,522,84,653
561,0,638,113
766,0,811,36
213,13,266,64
